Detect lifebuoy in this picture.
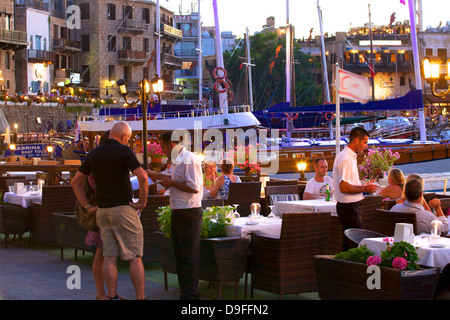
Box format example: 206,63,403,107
428,105,438,119
324,112,335,121
285,113,298,121
227,90,234,102
193,100,204,108
213,79,229,93
212,67,227,80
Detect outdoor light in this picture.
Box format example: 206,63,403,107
46,145,54,160
9,144,16,156
116,75,164,169
422,55,450,98
297,161,307,182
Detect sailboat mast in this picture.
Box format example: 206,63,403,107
285,0,291,107
212,0,228,114
197,0,203,102
317,0,330,103
246,27,254,111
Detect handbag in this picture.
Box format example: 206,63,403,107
74,180,99,232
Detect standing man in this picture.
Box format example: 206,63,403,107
71,121,148,300
332,127,377,251
147,131,203,300
303,157,333,200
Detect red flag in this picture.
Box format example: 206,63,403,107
190,61,197,71
275,45,282,58
389,12,396,28
369,62,376,79
337,68,370,104
269,61,276,74
239,62,244,70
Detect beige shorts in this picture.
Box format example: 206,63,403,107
96,205,143,261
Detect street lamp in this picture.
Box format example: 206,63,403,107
116,75,164,169
9,143,16,156
46,144,54,160
422,55,450,98
297,161,307,182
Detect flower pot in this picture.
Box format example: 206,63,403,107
155,231,249,299
151,157,162,163
313,255,439,300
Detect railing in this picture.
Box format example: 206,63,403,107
0,29,27,43
161,23,183,39
53,38,81,51
15,0,49,11
28,49,57,63
118,50,146,61
120,19,147,32
162,53,182,68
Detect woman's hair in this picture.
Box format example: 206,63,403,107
405,173,425,187
220,161,234,174
388,168,405,187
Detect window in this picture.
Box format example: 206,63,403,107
400,76,405,86
122,36,131,50
437,48,447,64
123,5,132,19
107,35,116,52
5,52,10,69
425,48,433,57
35,35,42,50
107,3,116,20
108,65,115,82
81,35,90,51
80,3,89,20
142,8,150,24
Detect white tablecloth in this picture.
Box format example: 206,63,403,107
272,199,337,217
3,191,42,208
226,216,282,240
360,236,450,272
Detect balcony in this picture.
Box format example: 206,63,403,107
160,23,183,40
53,38,82,52
28,49,57,64
119,19,147,33
0,29,28,51
118,50,147,65
343,61,413,74
15,0,49,12
162,53,182,69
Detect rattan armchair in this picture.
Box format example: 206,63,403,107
344,228,386,249
226,182,261,217
250,211,331,299
140,195,170,263
31,185,77,248
360,195,383,231
0,175,27,197
0,204,33,248
264,185,299,216
376,208,418,236
201,198,225,209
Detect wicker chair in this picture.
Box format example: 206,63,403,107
226,182,261,217
0,205,33,248
360,195,383,231
201,198,225,209
344,228,386,249
140,195,170,263
31,185,77,248
264,185,299,215
423,192,436,203
250,211,331,299
382,199,397,210
376,208,418,236
0,175,27,197
265,179,298,187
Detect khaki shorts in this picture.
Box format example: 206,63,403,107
96,205,143,261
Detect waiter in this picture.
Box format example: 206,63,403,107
332,127,378,251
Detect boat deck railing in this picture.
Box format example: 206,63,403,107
371,122,418,139
84,105,252,122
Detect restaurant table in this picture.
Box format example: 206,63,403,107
4,191,42,208
0,164,80,186
272,199,337,217
360,235,450,272
225,216,282,240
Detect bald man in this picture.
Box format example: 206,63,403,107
71,121,148,300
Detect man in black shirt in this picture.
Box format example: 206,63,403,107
71,121,148,300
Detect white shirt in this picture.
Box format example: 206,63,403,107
332,146,364,203
169,146,203,209
304,175,334,199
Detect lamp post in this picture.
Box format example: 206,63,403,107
46,145,54,160
117,75,164,169
422,55,450,98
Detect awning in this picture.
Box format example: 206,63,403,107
332,116,387,125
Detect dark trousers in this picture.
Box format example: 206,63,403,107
171,207,203,300
336,201,362,251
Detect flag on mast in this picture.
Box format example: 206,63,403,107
337,67,370,104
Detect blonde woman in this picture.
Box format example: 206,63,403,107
396,173,432,212
378,168,404,200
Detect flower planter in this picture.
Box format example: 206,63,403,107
155,231,249,299
314,255,439,300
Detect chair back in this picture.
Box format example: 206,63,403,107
382,199,397,210
423,192,436,203
280,212,331,243
201,198,225,209
265,185,300,215
344,228,386,249
360,195,383,231
140,195,170,263
376,208,418,236
226,182,261,217
265,179,298,187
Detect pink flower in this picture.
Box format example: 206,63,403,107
383,237,394,243
392,257,408,270
366,255,382,266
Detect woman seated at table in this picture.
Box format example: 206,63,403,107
203,160,221,191
396,173,432,212
209,161,241,199
378,168,404,200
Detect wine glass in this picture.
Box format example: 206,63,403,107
28,181,34,192
232,204,240,218
267,205,276,219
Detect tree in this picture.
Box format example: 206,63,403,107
223,31,323,111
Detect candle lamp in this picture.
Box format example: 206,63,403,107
430,220,442,241
250,202,261,219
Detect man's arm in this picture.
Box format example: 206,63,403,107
339,180,378,194
70,171,97,214
302,192,313,200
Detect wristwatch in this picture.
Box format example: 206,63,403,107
84,203,91,210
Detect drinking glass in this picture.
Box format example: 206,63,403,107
232,204,240,218
267,205,276,219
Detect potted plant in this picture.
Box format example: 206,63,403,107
233,144,261,177
155,205,249,299
314,240,439,300
147,141,166,163
358,147,400,181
